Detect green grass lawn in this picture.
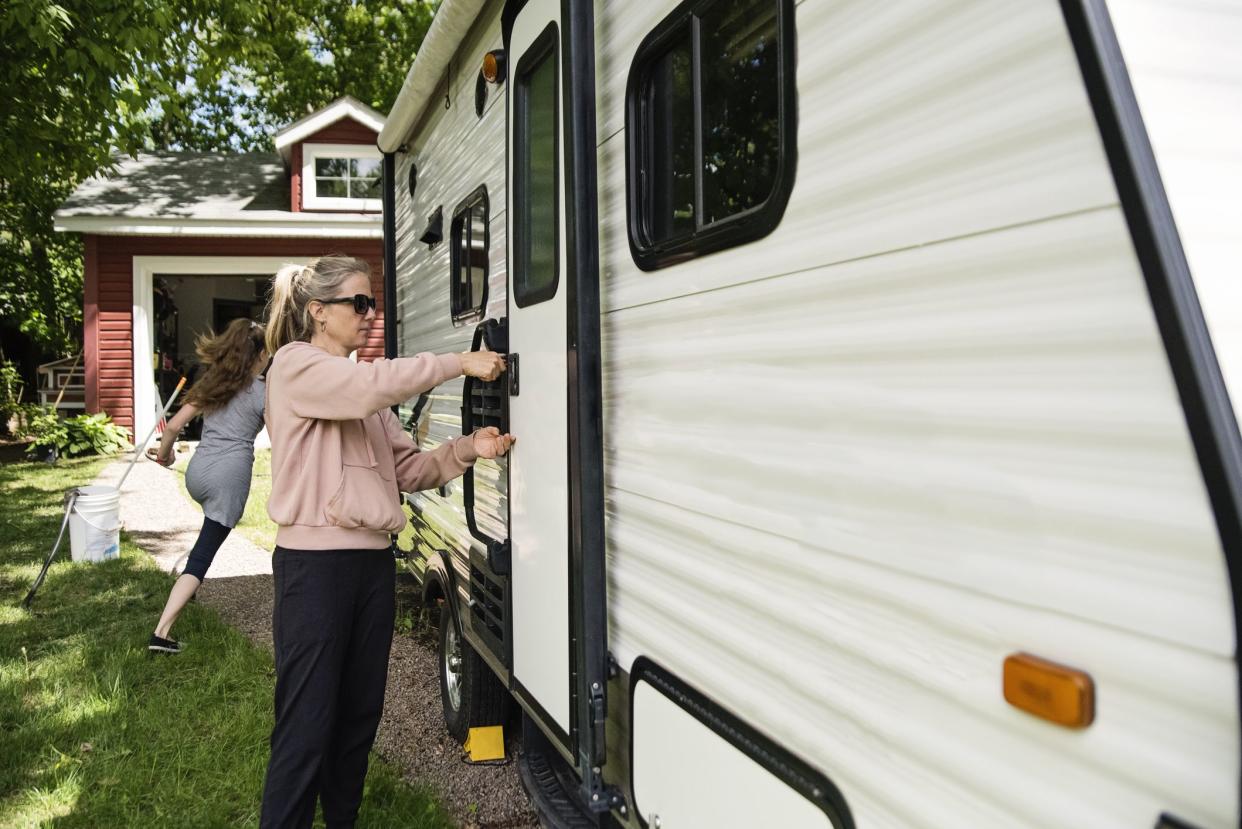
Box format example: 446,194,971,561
173,447,277,551
0,457,452,828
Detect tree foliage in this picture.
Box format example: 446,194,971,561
0,0,207,353
153,1,434,152
0,0,435,358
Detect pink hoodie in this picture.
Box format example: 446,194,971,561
264,341,479,550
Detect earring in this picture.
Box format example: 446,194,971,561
319,320,326,333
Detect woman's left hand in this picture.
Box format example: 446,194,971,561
472,427,516,459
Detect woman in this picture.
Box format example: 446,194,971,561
259,256,511,828
147,318,268,654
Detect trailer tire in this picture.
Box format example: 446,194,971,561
438,601,508,742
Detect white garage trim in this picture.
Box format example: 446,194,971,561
58,215,382,238
131,256,292,440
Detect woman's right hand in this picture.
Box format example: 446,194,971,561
460,350,506,382
146,446,175,467
472,427,515,459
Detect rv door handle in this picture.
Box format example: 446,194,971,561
508,353,519,396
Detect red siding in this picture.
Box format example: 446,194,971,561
303,119,378,145
83,235,99,413
97,241,134,430
291,143,302,213
84,235,384,432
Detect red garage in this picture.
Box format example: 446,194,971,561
54,97,388,437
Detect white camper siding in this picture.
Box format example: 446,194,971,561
393,3,508,561
598,1,1237,827
598,0,1121,312
603,213,1238,828
1105,0,1242,415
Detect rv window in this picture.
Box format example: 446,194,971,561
450,187,489,323
646,32,695,243
513,26,560,308
627,0,795,270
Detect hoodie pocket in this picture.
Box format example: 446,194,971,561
324,464,404,531
362,417,395,481
340,420,376,467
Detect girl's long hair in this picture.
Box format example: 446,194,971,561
265,256,372,355
183,318,267,411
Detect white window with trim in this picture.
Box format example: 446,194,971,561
302,143,382,210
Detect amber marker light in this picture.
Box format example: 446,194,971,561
482,49,507,84
1003,652,1094,729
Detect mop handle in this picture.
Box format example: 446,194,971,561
117,376,186,490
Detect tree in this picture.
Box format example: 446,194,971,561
151,1,435,152
0,0,213,354
0,0,435,362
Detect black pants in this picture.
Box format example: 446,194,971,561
182,516,231,580
260,547,395,829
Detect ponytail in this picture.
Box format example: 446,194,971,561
263,256,372,355
265,264,307,355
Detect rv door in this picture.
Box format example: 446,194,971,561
505,0,610,796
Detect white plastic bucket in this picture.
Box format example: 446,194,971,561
68,485,121,563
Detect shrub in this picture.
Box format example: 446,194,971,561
65,412,131,456
25,409,68,458
0,360,23,404
26,411,130,458
0,360,26,437
5,403,41,439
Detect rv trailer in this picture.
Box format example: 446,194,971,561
376,0,1242,826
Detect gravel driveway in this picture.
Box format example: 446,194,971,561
100,453,538,829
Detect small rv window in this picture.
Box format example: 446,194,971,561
647,31,695,243
627,0,795,270
513,25,560,308
450,187,489,323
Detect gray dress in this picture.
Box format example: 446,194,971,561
184,376,266,527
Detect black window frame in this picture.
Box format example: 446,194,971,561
512,22,561,308
450,185,490,324
625,0,797,271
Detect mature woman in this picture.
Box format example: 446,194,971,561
259,255,511,827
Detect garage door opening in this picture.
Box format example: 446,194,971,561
152,274,270,436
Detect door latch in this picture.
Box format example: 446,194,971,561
508,353,519,396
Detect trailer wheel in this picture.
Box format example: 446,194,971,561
438,601,508,742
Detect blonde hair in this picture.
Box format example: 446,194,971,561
264,256,372,354
184,318,267,412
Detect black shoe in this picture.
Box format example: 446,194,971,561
148,634,182,655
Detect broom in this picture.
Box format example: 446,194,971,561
117,377,186,490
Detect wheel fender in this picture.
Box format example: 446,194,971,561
421,550,462,632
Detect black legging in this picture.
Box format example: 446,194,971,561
182,517,231,580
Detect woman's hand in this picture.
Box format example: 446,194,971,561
146,446,175,467
472,427,515,459
460,350,506,382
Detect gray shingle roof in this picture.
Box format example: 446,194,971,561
56,152,291,219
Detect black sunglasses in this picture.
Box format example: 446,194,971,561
321,294,377,314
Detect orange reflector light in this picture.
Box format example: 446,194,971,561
1003,652,1094,729
482,49,506,84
